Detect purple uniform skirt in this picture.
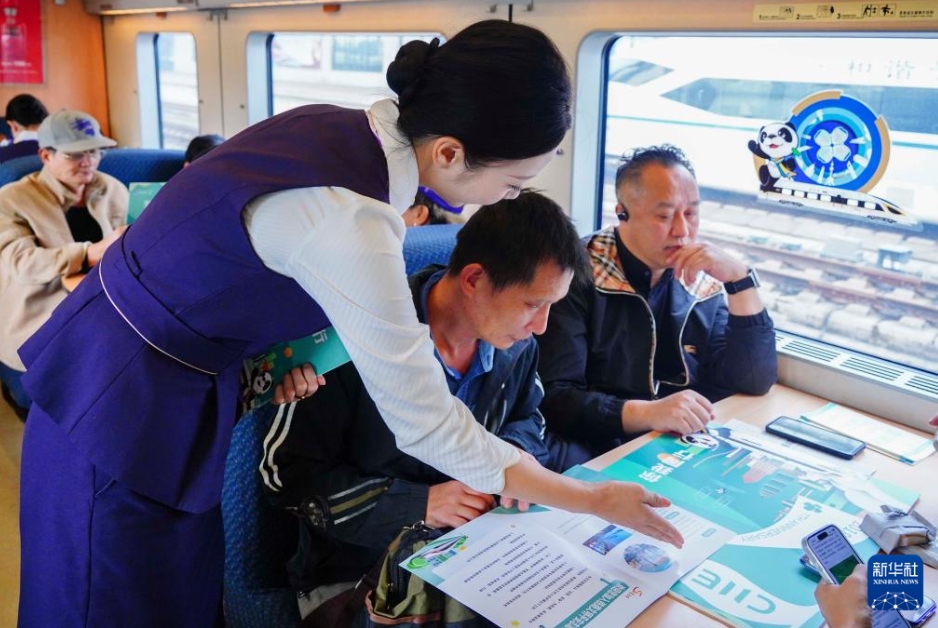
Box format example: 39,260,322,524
18,407,224,627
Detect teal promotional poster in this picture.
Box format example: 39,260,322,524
601,423,918,627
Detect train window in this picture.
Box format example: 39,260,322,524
661,79,938,134
266,32,439,115
608,59,672,87
153,33,199,149
136,32,200,148
332,36,384,73
600,35,938,374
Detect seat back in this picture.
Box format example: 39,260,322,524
222,404,303,628
402,223,462,274
0,154,41,188
0,148,185,190
100,148,185,186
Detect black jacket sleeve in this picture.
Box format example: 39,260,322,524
697,305,777,398
536,282,627,444
265,363,428,552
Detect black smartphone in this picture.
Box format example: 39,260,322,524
765,415,866,459
802,525,911,628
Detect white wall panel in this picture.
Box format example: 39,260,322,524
103,10,223,147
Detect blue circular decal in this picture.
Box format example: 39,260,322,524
788,92,889,192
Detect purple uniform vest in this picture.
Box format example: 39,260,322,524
20,105,391,512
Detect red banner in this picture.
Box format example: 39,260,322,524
0,0,43,84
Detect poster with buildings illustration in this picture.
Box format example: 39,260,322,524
600,421,919,628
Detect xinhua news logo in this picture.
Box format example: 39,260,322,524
868,555,924,612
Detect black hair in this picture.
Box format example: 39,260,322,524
184,134,225,164
387,20,571,169
447,189,588,291
5,94,48,127
412,189,451,225
614,144,696,192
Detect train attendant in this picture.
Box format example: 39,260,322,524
18,20,682,627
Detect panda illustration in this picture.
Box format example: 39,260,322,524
748,122,799,191
241,364,274,408
251,368,273,395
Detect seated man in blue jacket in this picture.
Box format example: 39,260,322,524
537,144,777,463
264,189,588,617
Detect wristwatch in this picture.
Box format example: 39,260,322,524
723,268,760,294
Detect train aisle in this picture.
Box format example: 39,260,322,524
0,403,22,627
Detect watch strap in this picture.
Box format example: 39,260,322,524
724,268,759,294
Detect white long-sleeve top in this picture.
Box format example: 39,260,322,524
242,99,520,494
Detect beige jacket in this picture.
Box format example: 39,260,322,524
0,167,128,369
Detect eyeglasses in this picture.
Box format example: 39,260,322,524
50,148,104,162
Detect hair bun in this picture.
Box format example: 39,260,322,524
386,37,440,103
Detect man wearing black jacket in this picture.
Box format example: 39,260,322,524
263,190,588,616
537,144,777,462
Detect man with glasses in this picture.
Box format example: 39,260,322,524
0,109,127,419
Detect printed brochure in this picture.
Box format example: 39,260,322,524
801,403,934,465
241,326,350,410
127,181,165,223
400,497,733,628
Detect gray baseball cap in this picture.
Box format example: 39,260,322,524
37,109,117,152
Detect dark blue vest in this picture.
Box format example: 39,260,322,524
21,105,392,512
0,139,38,163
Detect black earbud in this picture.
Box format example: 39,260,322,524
616,205,629,222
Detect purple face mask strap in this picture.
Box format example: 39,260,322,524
418,186,464,214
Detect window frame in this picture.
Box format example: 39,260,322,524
573,30,938,429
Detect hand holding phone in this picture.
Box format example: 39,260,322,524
766,416,865,459
814,563,875,628
806,555,938,627
802,524,864,585
804,525,912,628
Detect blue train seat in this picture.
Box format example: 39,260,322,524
0,154,45,188
0,148,184,189
222,404,303,628
100,148,185,186
220,221,461,628
402,222,462,274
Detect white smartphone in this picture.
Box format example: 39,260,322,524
802,524,911,628
802,524,863,585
